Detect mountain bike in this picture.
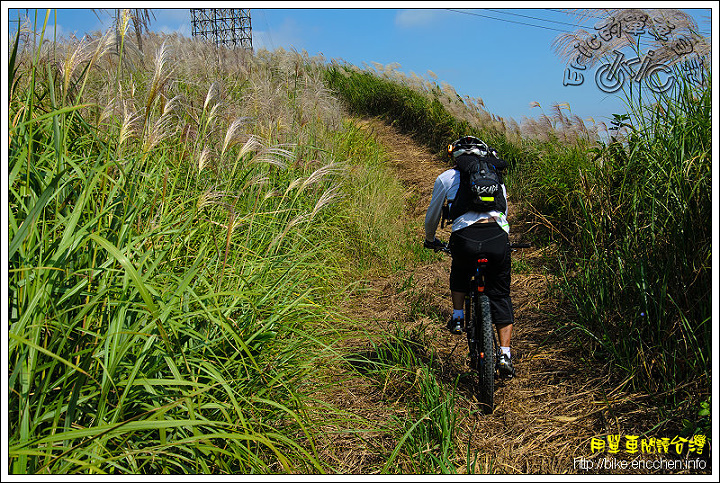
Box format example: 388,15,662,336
431,241,529,414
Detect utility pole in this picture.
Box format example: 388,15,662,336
190,9,252,51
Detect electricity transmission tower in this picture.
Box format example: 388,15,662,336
190,9,252,50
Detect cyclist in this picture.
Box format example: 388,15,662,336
424,136,516,378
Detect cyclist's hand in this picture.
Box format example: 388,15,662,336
424,238,447,252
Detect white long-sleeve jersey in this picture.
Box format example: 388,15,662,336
424,168,509,243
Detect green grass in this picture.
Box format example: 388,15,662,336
557,65,712,401
390,365,459,474
9,8,711,474
342,322,460,474
325,64,505,160
325,50,712,434
8,15,409,474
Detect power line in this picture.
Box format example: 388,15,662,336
541,7,711,36
445,8,570,33
446,8,710,49
445,8,633,51
543,8,605,20
482,8,591,29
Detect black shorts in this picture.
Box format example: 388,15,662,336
449,222,514,325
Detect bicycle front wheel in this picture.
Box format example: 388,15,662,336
476,295,495,414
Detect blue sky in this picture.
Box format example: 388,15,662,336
5,3,716,128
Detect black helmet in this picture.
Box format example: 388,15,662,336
447,136,489,159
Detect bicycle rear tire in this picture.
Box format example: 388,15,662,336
476,295,495,414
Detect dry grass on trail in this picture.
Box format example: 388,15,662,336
311,117,684,475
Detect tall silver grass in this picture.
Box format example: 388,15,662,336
554,8,709,68
9,17,407,474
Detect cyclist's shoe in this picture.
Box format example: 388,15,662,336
446,316,463,335
497,353,516,379
424,238,448,252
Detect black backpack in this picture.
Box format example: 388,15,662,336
446,153,507,223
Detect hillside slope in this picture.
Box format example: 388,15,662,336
310,116,701,475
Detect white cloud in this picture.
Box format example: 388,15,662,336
152,8,190,28
151,9,191,36
252,17,304,52
153,8,190,23
156,23,191,37
395,9,441,28
80,9,120,33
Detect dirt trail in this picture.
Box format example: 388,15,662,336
314,117,662,474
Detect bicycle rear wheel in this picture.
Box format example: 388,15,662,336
476,295,495,414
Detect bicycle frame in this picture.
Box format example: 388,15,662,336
465,256,498,414
465,257,491,362
432,241,528,414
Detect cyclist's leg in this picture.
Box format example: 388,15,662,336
448,228,473,297
482,228,513,329
479,226,516,377
451,291,465,311
496,323,512,344
448,229,474,333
